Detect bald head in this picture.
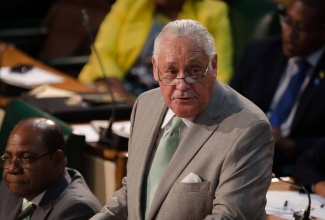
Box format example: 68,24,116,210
3,118,66,200
12,118,65,152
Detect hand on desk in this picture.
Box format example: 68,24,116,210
315,181,325,198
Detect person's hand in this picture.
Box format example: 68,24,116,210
314,181,325,198
272,127,296,154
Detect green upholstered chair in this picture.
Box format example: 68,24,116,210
0,98,86,180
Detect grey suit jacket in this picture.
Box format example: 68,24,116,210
92,81,274,220
0,168,101,220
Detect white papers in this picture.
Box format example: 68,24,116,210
0,66,64,86
266,190,325,219
112,121,131,138
71,124,100,143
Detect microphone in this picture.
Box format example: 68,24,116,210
80,9,128,149
17,203,37,220
272,173,311,220
0,43,4,95
0,43,31,96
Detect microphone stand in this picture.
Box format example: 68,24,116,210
17,203,37,220
272,173,311,220
80,9,128,150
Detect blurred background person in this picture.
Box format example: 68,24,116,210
0,118,101,219
230,0,325,176
78,0,233,97
292,138,325,198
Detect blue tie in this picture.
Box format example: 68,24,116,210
269,60,310,129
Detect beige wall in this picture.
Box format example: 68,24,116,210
82,154,116,206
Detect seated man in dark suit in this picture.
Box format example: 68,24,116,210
230,0,325,176
0,118,102,219
292,138,325,198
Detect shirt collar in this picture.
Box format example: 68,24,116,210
161,108,193,129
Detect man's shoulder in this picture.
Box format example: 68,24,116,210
64,168,95,197
50,168,101,212
220,83,270,123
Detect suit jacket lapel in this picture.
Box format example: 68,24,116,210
291,50,325,131
132,93,168,216
147,81,222,219
7,196,22,219
32,169,70,219
262,48,287,111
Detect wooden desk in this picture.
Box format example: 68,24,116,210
1,43,95,89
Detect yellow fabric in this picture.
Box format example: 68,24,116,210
78,0,233,84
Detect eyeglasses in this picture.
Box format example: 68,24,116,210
279,15,324,34
0,149,56,168
157,65,209,86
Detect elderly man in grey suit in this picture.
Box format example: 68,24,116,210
0,118,101,219
91,19,274,219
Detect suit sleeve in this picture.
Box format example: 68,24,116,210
206,120,274,219
90,177,128,220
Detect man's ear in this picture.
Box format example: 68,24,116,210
152,56,159,81
52,150,66,168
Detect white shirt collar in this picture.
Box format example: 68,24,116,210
161,108,193,129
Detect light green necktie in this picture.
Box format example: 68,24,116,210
144,116,184,216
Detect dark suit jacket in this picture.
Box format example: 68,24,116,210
91,81,274,220
292,138,325,192
230,35,325,155
0,168,101,220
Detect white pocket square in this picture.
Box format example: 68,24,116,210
181,172,202,183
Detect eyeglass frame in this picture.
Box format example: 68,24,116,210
157,64,210,86
279,14,325,35
0,149,57,168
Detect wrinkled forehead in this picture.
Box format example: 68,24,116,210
288,0,325,22
157,36,207,62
